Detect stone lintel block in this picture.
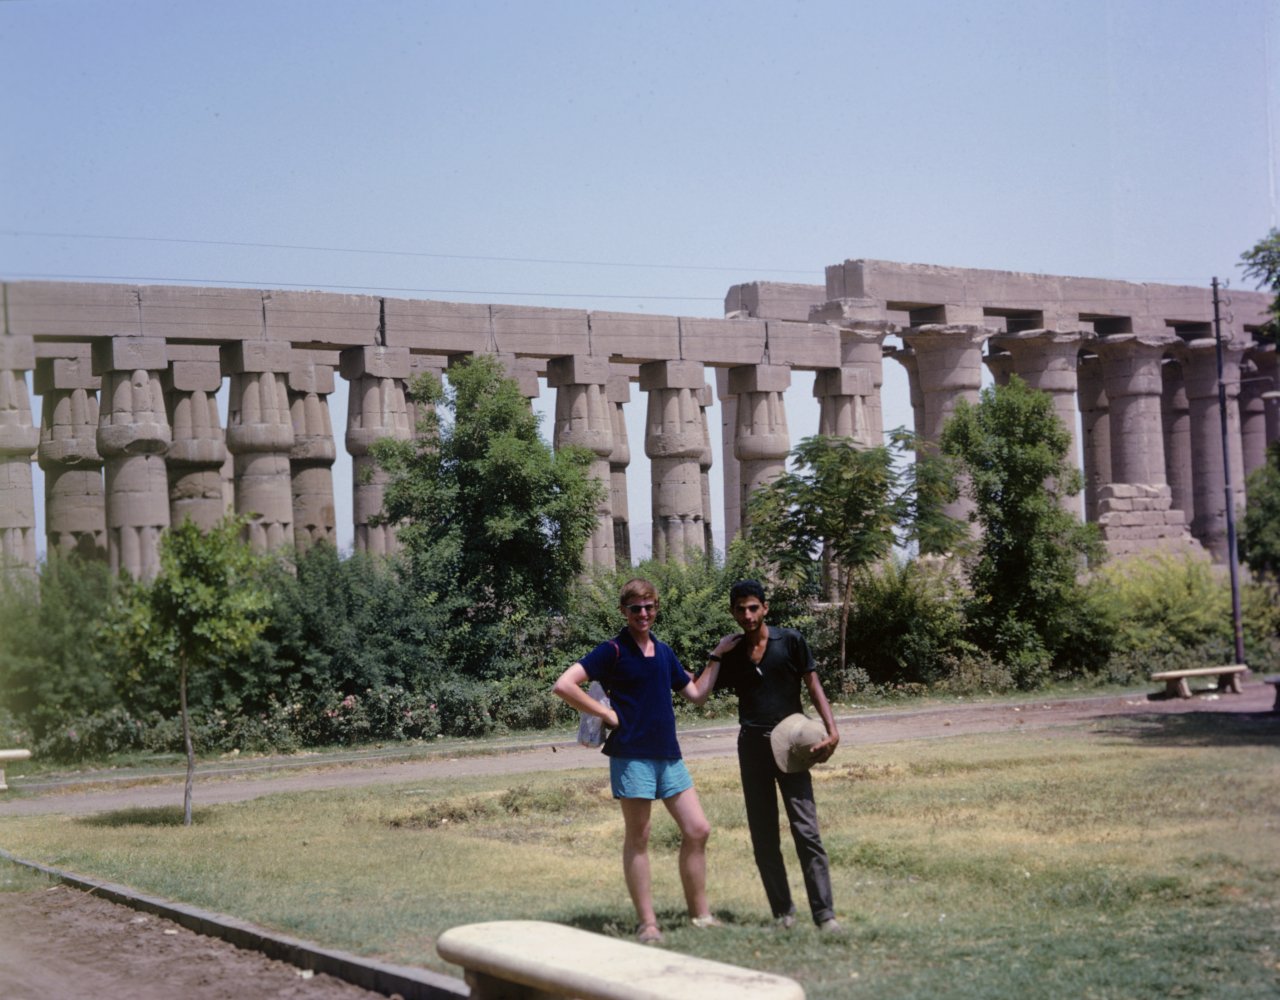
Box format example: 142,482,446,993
546,354,610,388
408,353,448,379
222,339,294,374
679,317,767,366
724,282,825,321
727,363,791,396
492,305,589,357
92,336,166,375
639,359,705,392
338,344,411,381
808,298,892,329
5,281,141,338
607,373,633,404
813,367,875,398
167,360,223,393
264,290,380,347
764,321,840,368
589,312,680,363
139,285,265,342
0,335,36,371
384,298,493,354
34,353,100,393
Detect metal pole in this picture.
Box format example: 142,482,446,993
1212,277,1247,665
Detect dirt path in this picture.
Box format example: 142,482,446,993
2,682,1275,1000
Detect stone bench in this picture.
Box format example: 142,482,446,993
1263,675,1280,712
0,749,31,791
1150,665,1248,700
436,919,805,1000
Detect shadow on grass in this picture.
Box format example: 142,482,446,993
78,806,205,828
1098,710,1280,748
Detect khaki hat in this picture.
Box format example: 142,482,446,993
770,713,828,773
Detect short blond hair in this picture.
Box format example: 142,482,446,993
619,577,659,608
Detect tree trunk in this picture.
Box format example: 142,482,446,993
839,567,853,675
180,657,194,826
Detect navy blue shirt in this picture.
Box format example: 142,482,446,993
580,629,690,760
714,626,815,728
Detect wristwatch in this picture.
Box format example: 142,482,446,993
707,653,721,662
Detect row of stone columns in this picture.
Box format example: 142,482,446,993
3,322,1277,579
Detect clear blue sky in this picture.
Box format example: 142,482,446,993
3,0,1277,557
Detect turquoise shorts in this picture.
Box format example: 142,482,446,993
609,756,694,800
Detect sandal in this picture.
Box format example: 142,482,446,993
636,922,664,944
690,914,722,929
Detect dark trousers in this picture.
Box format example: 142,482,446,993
737,727,835,924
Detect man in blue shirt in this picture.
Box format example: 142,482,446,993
553,578,721,944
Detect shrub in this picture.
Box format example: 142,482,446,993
433,678,496,738
1093,553,1232,654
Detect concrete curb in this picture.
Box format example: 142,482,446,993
0,848,467,1000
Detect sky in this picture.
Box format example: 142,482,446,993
2,0,1277,559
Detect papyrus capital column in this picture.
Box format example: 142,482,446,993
223,341,295,553
697,383,715,555
36,349,106,561
813,323,891,446
728,363,790,532
547,355,614,571
606,372,632,566
1182,337,1246,561
0,336,39,571
641,360,706,562
1076,353,1111,523
93,336,171,579
341,345,412,557
288,354,338,552
1160,357,1192,530
1240,344,1277,477
164,349,228,533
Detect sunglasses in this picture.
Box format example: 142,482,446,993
625,603,657,615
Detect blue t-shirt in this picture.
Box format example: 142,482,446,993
580,629,690,760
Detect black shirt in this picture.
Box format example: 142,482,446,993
714,626,816,728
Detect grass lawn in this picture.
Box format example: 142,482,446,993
2,711,1277,999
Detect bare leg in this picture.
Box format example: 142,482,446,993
619,798,657,929
663,786,712,919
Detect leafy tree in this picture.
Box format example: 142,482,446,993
941,376,1106,682
373,354,604,676
1240,441,1280,581
102,517,271,824
743,432,964,671
1239,228,1280,343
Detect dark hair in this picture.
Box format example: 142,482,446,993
729,579,767,606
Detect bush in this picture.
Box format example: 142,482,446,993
433,678,496,738
1093,553,1233,654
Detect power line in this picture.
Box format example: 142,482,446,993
0,229,818,277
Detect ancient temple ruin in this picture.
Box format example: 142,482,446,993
2,259,1275,579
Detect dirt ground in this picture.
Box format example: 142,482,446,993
1,680,1275,999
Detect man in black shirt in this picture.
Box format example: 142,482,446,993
703,579,842,932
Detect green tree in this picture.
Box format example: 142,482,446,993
1240,441,1280,581
1239,228,1280,343
744,433,963,671
102,517,271,824
941,376,1106,681
373,354,604,676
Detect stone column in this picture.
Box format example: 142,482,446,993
606,372,632,566
992,329,1090,518
164,349,228,532
814,323,892,447
223,341,295,553
93,337,171,580
1076,352,1111,523
715,368,743,543
1240,344,1277,477
641,360,706,562
900,325,989,523
697,383,715,555
547,355,614,571
1093,333,1192,558
891,346,926,441
0,336,39,571
983,349,1013,387
1182,337,1246,562
288,354,338,552
1160,357,1193,529
728,364,790,529
341,345,412,557
35,348,106,561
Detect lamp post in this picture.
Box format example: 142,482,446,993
1212,278,1246,665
